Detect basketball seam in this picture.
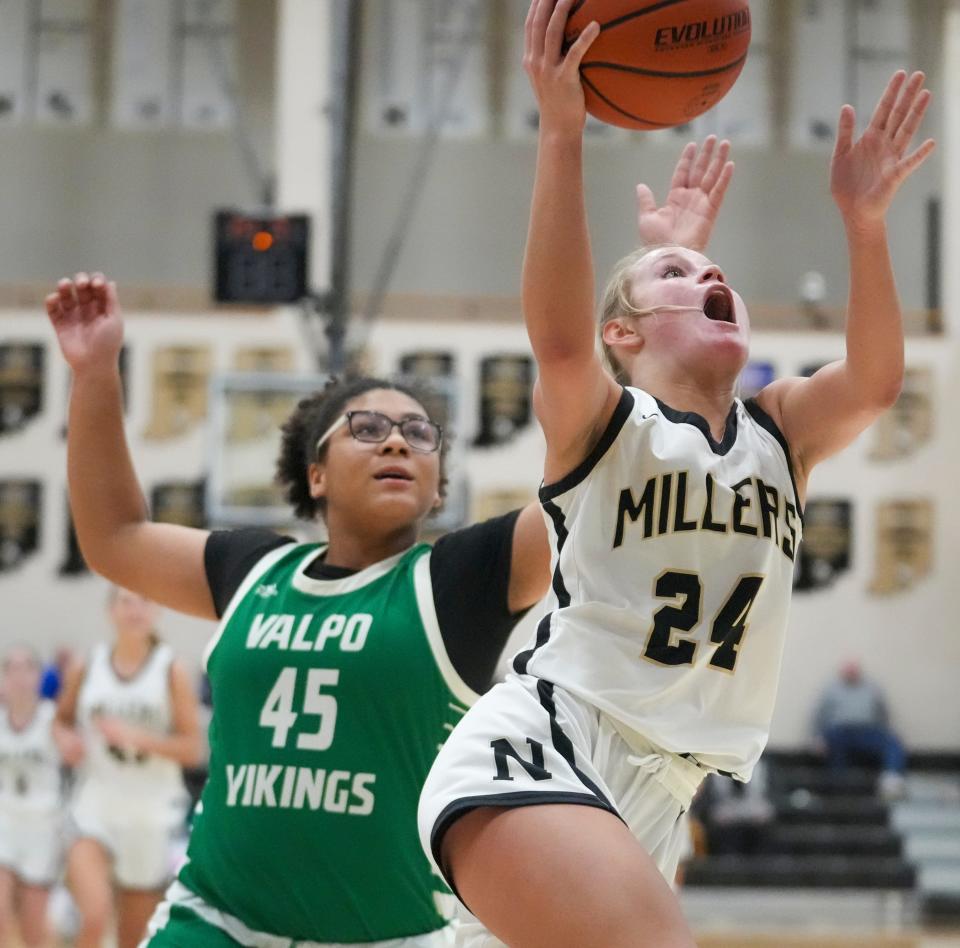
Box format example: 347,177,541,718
579,72,671,128
581,51,748,80
598,0,691,33
566,0,690,36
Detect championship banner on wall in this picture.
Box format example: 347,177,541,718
151,481,206,529
851,0,910,128
111,0,177,129
226,347,298,443
34,0,94,126
794,498,852,592
365,0,491,138
789,0,846,148
474,355,533,447
399,351,456,380
0,479,42,572
0,343,44,435
0,0,31,125
59,498,86,576
869,366,933,461
397,351,457,438
143,346,212,440
179,0,236,130
869,498,933,595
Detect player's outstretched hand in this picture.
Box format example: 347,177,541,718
830,70,935,231
523,0,600,134
636,136,735,251
45,272,124,375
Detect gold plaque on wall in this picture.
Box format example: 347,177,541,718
0,344,44,435
59,498,87,576
226,348,298,444
869,499,934,595
794,499,852,592
0,480,42,571
474,355,533,448
151,481,206,529
869,367,933,461
143,346,212,440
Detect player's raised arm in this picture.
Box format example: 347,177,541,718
758,71,935,481
45,274,216,619
521,0,620,481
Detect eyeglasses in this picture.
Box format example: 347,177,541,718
316,410,443,456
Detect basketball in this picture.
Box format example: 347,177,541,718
565,0,752,130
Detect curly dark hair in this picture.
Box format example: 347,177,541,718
275,376,448,522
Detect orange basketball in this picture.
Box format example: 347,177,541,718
565,0,752,130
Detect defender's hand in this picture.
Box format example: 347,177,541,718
45,272,124,375
636,136,734,251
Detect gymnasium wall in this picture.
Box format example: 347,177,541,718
0,0,954,751
0,305,956,750
0,1,943,308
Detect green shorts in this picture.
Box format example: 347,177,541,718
143,881,454,948
144,904,243,946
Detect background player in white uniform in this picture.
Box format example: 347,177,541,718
54,587,203,948
0,644,63,947
418,2,936,945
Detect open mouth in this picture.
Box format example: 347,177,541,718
703,286,735,324
374,468,413,482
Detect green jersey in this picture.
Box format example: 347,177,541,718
179,541,477,943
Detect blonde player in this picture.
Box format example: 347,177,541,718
43,133,725,946
54,588,203,948
0,645,63,947
418,2,935,945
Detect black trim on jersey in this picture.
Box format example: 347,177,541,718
513,613,553,676
430,791,618,901
541,501,572,609
511,497,573,675
743,398,805,523
107,641,163,685
539,388,635,502
536,679,614,809
654,398,739,456
678,751,739,781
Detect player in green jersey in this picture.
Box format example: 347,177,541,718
44,274,551,946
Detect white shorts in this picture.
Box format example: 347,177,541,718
142,879,455,948
0,806,63,887
69,780,186,890
417,673,705,943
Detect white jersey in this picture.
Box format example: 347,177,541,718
75,641,185,803
517,386,803,780
0,700,61,814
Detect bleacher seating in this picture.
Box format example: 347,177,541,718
686,752,916,892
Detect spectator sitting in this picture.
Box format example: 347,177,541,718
815,661,906,799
